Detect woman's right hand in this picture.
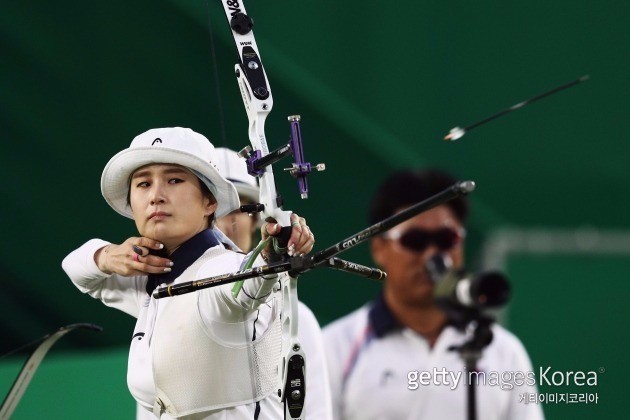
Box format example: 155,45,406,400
94,237,173,276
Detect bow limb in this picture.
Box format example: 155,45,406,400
0,323,102,419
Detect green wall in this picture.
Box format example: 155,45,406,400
2,1,628,418
0,349,133,419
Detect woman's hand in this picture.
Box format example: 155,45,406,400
95,237,173,276
261,213,315,258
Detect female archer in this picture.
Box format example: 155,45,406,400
63,127,314,419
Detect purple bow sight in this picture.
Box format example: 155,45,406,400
240,115,325,200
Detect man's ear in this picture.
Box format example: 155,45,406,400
371,237,387,268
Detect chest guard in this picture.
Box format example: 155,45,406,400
151,248,282,418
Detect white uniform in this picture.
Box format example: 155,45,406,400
323,296,545,420
63,231,283,419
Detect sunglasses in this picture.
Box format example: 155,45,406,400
382,227,464,253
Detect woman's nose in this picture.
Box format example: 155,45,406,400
149,182,166,205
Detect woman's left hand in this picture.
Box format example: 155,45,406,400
261,213,315,257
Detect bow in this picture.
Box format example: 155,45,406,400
0,323,102,419
218,2,309,418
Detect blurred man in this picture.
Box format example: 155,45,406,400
323,169,543,420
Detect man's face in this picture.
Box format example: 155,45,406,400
129,164,217,249
371,205,464,308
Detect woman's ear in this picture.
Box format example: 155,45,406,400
205,201,218,216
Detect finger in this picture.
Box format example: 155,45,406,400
263,221,281,237
289,214,303,233
261,217,279,240
142,255,174,270
132,245,146,257
288,222,308,255
289,216,310,254
287,214,303,253
130,254,172,274
298,223,314,251
137,237,165,251
294,226,315,256
132,260,173,275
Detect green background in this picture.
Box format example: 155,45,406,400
1,0,628,418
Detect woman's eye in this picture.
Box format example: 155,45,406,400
136,181,150,188
168,178,184,184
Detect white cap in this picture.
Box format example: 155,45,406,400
101,127,240,219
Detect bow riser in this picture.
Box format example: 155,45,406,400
232,47,290,226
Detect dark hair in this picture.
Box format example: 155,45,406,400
368,169,469,225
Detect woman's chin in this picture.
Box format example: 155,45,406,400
139,226,172,243
138,224,206,250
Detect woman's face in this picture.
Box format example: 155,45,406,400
129,164,217,251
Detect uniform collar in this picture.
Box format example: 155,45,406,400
145,228,222,295
368,293,403,338
368,293,465,338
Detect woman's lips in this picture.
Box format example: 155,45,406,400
148,211,170,221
